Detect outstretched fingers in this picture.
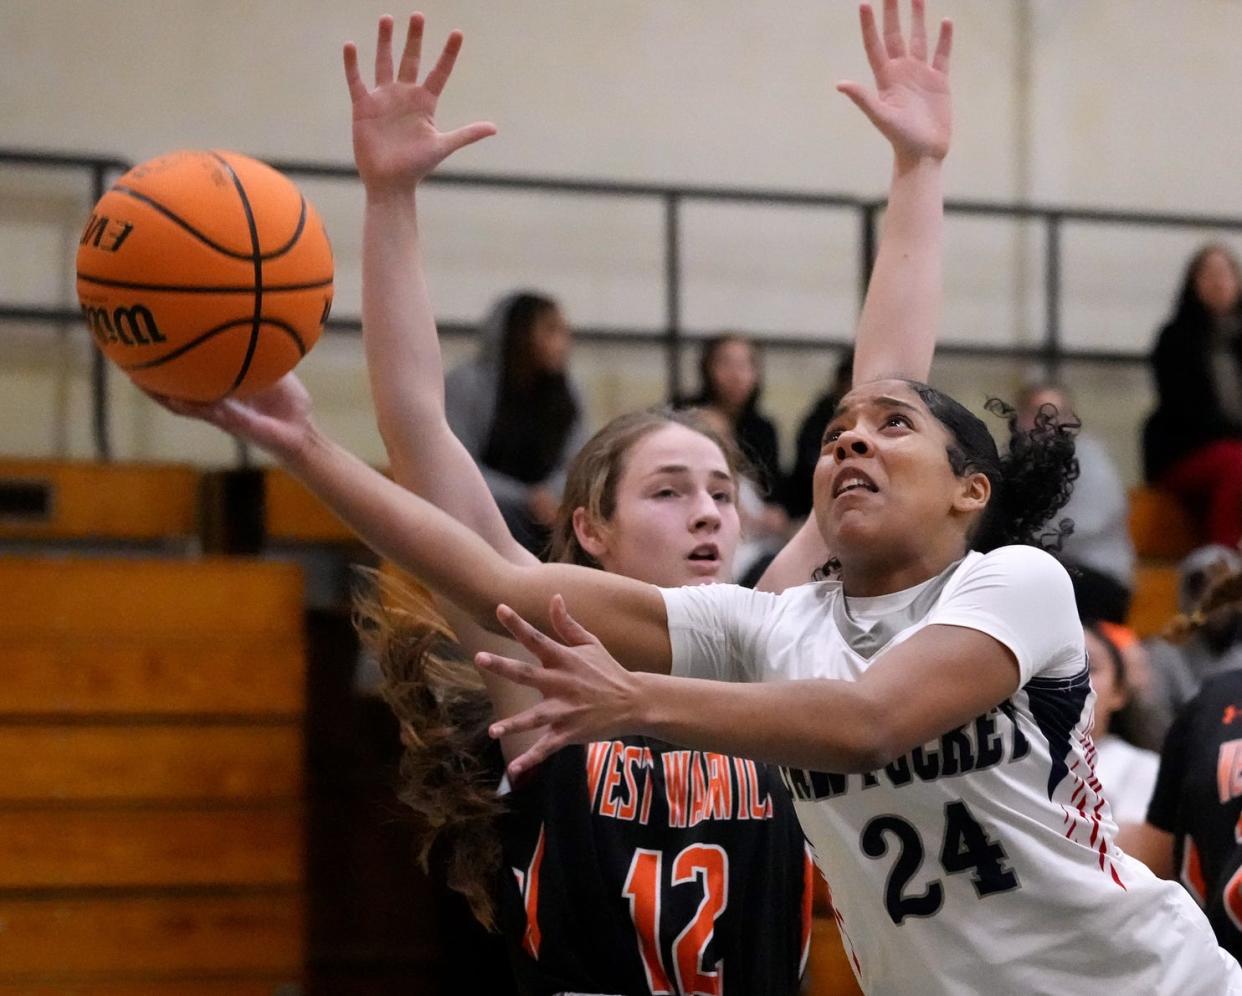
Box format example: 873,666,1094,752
342,42,368,102
442,121,498,156
908,0,928,60
932,18,953,73
881,0,906,59
549,594,599,648
396,12,425,83
374,14,396,86
506,731,563,780
858,4,886,78
423,29,464,96
495,602,571,665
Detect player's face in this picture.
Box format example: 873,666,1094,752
583,424,740,587
812,380,980,566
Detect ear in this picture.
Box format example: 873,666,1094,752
953,471,991,515
571,506,610,561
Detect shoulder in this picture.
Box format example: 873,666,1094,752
953,545,1072,591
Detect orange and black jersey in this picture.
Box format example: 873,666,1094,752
1149,670,1242,961
498,735,811,996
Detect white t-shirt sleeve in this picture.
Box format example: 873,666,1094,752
925,546,1084,686
658,583,778,684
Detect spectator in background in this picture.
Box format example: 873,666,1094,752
1142,544,1242,746
445,291,588,555
1084,622,1159,829
787,347,854,521
684,333,792,584
1016,382,1135,623
1144,243,1242,547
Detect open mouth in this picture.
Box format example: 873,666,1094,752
687,543,720,563
832,469,879,499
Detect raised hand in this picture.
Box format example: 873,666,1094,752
342,14,497,194
837,0,953,164
147,373,316,461
475,596,643,779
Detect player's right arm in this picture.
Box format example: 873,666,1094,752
156,374,674,677
345,15,550,756
757,0,952,592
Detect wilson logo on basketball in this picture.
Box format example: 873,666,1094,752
82,304,167,347
79,214,134,254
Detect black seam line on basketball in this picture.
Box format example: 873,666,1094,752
113,184,309,262
118,316,307,372
266,317,308,356
75,274,332,294
119,318,252,371
213,152,264,393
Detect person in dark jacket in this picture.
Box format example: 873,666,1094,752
683,333,791,584
1144,243,1242,546
445,291,588,555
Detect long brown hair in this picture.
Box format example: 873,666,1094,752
356,407,743,928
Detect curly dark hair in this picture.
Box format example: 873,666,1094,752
907,382,1080,553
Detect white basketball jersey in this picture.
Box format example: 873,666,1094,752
662,547,1242,995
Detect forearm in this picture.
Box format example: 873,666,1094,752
362,188,528,561
362,188,444,430
280,427,670,669
634,673,888,773
852,155,943,384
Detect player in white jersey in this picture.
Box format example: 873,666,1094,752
458,385,1242,995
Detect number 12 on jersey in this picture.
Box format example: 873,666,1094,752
623,844,728,996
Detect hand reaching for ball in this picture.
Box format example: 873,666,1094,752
344,14,497,194
147,372,317,463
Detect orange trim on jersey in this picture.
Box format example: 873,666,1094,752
800,844,814,978
519,824,547,958
1182,837,1208,905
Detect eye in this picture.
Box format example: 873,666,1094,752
822,426,843,447
713,489,735,505
884,414,912,430
652,487,678,499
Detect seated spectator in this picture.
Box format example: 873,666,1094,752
445,291,587,555
1084,622,1160,829
1143,545,1242,746
682,333,791,584
1143,243,1242,546
1016,382,1135,623
787,348,854,521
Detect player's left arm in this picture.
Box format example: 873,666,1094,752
481,604,1018,779
758,0,952,592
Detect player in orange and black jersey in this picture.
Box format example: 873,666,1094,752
1145,669,1242,962
499,738,812,995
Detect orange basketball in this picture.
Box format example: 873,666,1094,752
76,150,334,402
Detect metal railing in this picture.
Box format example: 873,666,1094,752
8,147,1242,461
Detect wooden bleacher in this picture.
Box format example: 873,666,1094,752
0,456,309,991
1126,486,1201,637
0,458,199,544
